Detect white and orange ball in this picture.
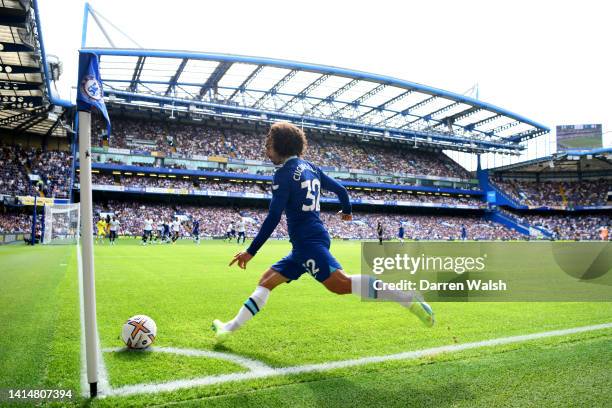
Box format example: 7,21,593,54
121,315,157,349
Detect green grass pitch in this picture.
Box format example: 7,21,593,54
0,239,610,407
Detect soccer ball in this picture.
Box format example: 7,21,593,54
121,315,157,349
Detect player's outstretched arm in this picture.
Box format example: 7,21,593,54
319,169,352,216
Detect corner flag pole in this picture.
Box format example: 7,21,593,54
78,110,99,397
76,50,111,398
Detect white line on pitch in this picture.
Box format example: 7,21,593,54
103,346,275,373
105,321,612,398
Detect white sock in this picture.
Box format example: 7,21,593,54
225,286,270,332
350,275,414,308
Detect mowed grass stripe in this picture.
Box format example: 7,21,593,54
0,244,73,389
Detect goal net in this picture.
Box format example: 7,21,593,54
43,203,80,245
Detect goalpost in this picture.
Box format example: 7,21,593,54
42,203,80,245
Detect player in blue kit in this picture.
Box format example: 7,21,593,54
398,223,405,243
192,219,200,245
460,224,467,241
212,122,434,341
162,221,171,244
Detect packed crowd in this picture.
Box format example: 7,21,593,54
0,212,32,233
519,213,611,240
90,201,521,241
97,118,472,179
492,178,611,207
0,144,72,198
91,173,483,205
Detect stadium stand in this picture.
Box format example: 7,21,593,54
0,143,72,198
491,178,611,207
95,117,473,180
89,172,483,206
518,213,611,240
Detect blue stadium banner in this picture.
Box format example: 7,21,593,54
77,52,111,137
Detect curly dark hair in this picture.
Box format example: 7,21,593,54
266,122,307,158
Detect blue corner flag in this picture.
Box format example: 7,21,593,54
77,52,111,137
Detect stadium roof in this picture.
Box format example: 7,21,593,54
0,0,68,138
86,47,550,155
491,147,612,175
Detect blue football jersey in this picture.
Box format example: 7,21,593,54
247,157,351,255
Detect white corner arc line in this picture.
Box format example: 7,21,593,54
102,347,275,373
105,322,612,398
76,243,111,397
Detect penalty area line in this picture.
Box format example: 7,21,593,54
105,321,612,398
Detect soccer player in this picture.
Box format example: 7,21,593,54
212,122,434,342
156,221,165,244
460,224,467,241
377,221,384,245
171,218,181,243
142,218,153,245
236,217,246,244
109,216,120,245
398,222,405,243
192,219,201,245
96,217,107,244
162,220,171,244
225,222,235,242
599,225,609,241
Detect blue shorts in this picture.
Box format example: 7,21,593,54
271,244,342,283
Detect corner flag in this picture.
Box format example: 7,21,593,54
76,50,107,398
77,52,111,137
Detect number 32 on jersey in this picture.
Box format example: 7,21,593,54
302,179,321,211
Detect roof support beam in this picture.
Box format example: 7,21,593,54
198,61,232,100
228,65,263,101
252,69,297,109
280,74,329,112
404,99,461,127
12,106,50,133
330,84,386,118
310,78,359,113
0,105,47,126
128,56,145,92
42,115,63,150
374,95,438,128
507,129,544,142
164,58,188,96
490,120,521,134
464,113,501,130
429,106,481,130
356,89,414,120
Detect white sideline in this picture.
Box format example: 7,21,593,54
77,244,110,397
103,322,612,398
